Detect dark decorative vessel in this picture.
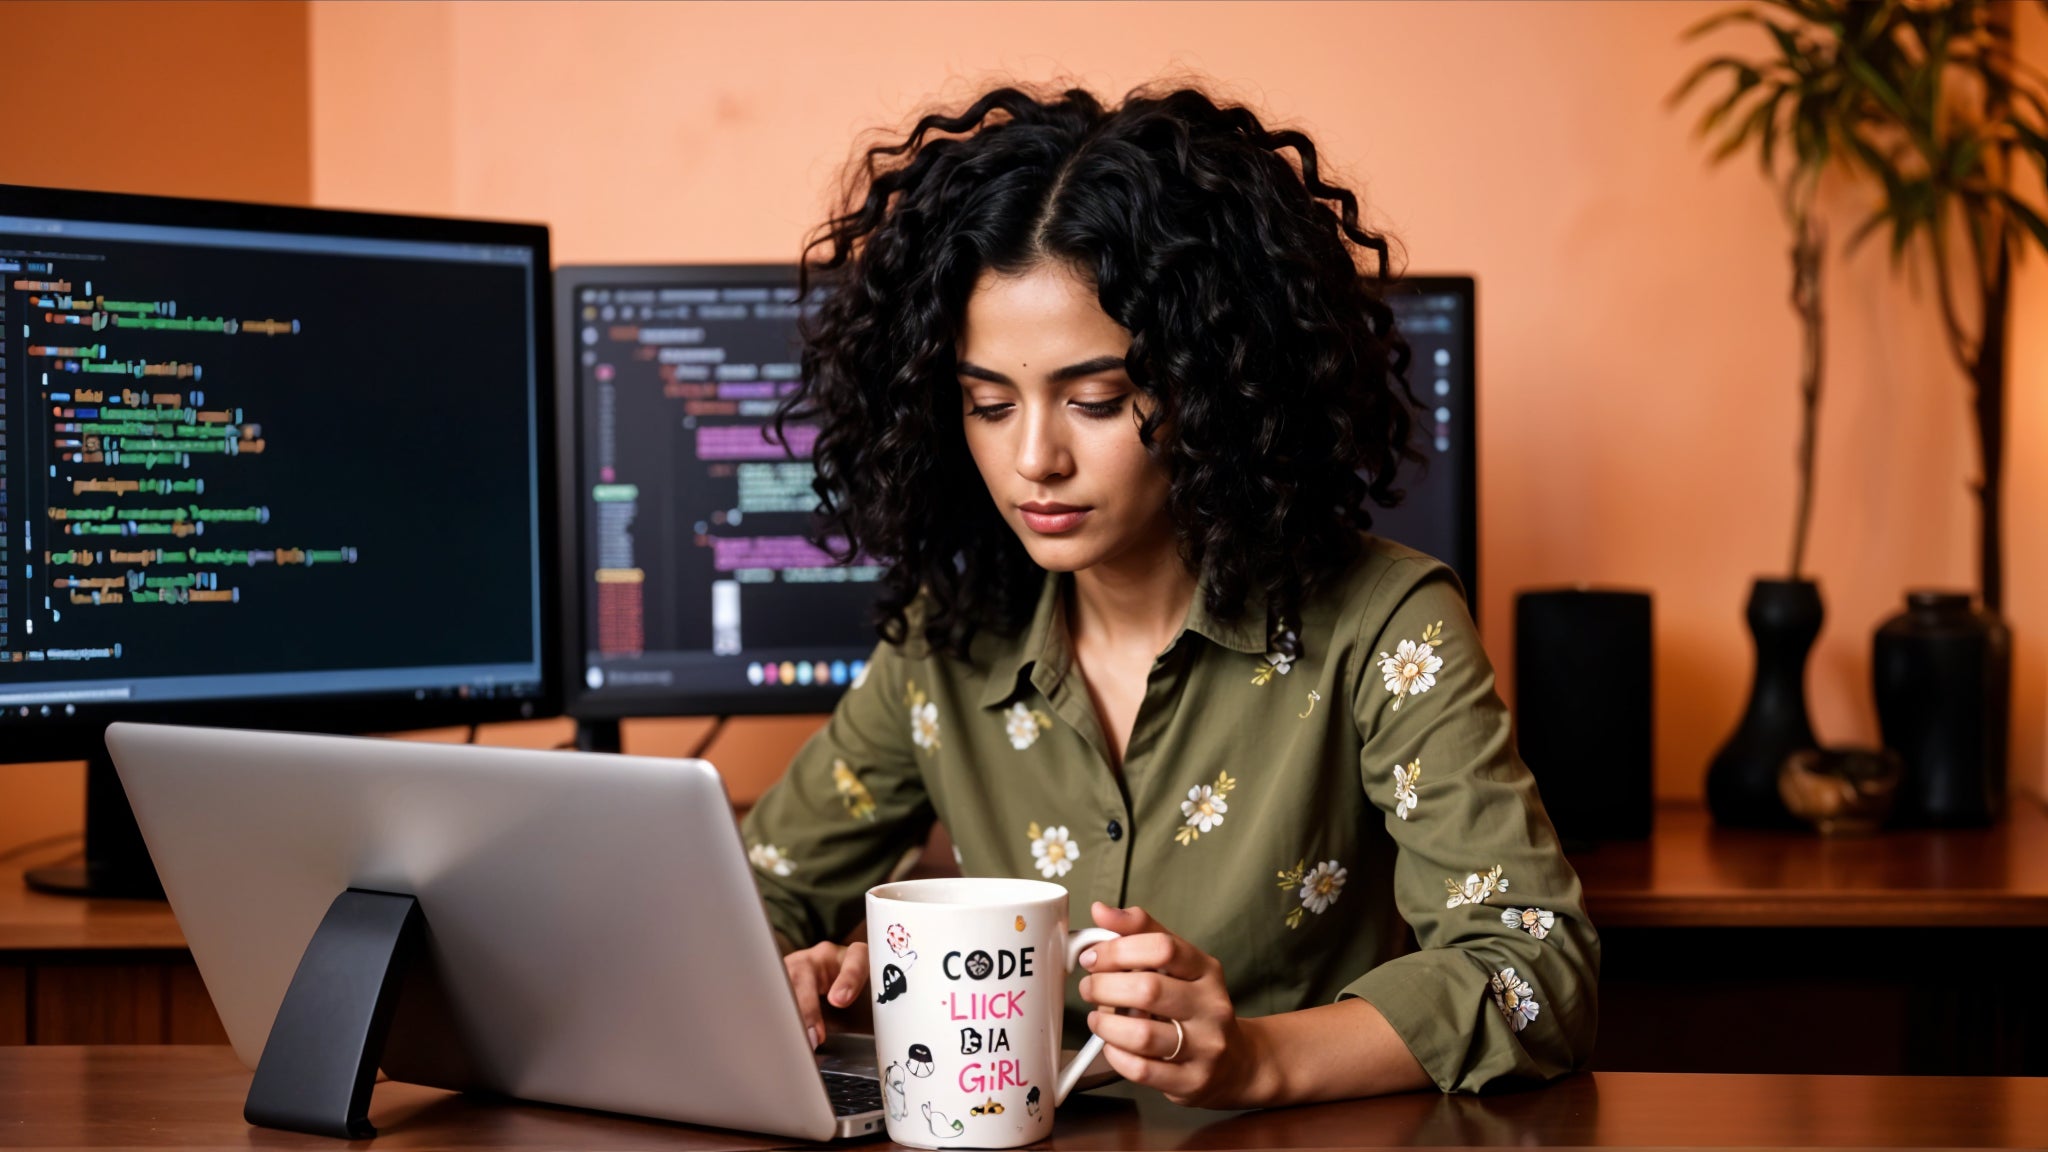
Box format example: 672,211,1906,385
1873,590,2010,827
1707,579,1822,829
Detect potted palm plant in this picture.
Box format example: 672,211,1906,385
1678,0,2048,826
1673,0,1862,827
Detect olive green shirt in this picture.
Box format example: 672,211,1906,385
740,536,1599,1093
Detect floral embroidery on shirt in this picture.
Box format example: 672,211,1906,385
832,759,876,822
906,680,940,754
1251,625,1299,686
1377,620,1445,711
747,843,796,877
1003,702,1052,750
1276,858,1347,928
1501,906,1556,940
1392,759,1421,820
1445,864,1510,908
1490,966,1540,1031
1027,822,1078,879
1174,770,1236,845
1298,689,1322,719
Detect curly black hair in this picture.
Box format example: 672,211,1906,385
779,83,1419,659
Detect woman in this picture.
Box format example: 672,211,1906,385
743,84,1597,1108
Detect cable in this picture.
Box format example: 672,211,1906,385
685,714,729,761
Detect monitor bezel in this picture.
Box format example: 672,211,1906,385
556,263,859,720
0,182,563,762
1381,273,1480,619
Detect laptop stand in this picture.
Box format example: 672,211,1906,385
243,889,424,1138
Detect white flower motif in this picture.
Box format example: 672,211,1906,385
1501,906,1556,940
1445,864,1510,908
1392,759,1421,820
1004,702,1049,750
1378,637,1444,711
747,843,796,877
910,700,939,752
1028,823,1078,879
1489,966,1540,1031
1298,859,1348,915
1181,784,1228,833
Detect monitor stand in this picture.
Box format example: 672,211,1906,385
24,746,165,900
574,718,623,753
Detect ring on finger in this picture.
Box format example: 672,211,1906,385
1165,1018,1184,1062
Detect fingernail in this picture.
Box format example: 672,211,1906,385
1079,949,1097,968
808,1025,822,1049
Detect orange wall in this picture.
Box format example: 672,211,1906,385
0,0,313,855
310,0,2048,800
0,1,310,202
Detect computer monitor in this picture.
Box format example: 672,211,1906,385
556,264,873,747
556,266,1477,744
1375,275,1479,615
0,183,560,896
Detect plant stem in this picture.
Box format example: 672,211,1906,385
1788,208,1824,581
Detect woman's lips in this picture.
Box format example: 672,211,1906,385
1018,503,1091,535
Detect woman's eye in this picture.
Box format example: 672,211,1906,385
1071,397,1128,419
967,402,1013,421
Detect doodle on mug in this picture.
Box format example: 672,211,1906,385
1014,915,1026,932
969,1097,1005,1116
906,1043,936,1077
1026,1086,1042,1120
885,922,919,969
876,963,908,1005
964,950,994,979
922,1101,964,1139
884,1062,909,1121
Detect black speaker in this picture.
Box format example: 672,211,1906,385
1514,589,1654,844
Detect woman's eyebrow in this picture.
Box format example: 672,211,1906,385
956,355,1129,385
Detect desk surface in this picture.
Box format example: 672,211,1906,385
3,1046,2045,1150
1572,796,2048,927
7,796,2048,951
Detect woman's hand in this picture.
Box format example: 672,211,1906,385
1076,902,1274,1108
783,938,869,1049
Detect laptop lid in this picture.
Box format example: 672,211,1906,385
105,722,842,1142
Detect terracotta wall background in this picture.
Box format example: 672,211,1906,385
0,2,2042,852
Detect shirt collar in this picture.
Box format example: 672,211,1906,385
976,568,1273,710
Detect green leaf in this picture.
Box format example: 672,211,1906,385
2004,192,2048,258
1682,6,1766,41
1670,56,1758,109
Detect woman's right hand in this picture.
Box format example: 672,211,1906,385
783,939,869,1049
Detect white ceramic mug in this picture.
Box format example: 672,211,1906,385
866,877,1117,1149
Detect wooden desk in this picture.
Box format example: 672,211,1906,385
7,800,2046,1072
1572,798,2048,1076
3,1046,2046,1150
1573,797,2048,928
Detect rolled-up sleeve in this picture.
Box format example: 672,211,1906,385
1337,559,1600,1092
739,637,935,949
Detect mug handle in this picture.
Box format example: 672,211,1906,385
1052,927,1121,1106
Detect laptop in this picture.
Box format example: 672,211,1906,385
107,722,950,1140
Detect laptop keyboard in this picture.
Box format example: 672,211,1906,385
821,1070,885,1116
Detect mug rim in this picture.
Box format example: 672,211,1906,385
868,876,1072,909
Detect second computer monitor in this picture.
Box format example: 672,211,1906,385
558,265,1478,721
559,265,874,718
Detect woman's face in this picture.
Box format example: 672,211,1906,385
956,262,1174,575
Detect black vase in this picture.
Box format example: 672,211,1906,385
1873,590,2010,827
1707,579,1822,829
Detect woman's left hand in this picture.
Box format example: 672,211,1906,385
1076,901,1273,1108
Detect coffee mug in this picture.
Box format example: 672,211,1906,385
866,877,1117,1149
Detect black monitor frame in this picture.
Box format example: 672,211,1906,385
555,263,857,730
1381,274,1480,619
0,183,562,891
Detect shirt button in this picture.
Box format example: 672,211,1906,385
1106,819,1123,842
